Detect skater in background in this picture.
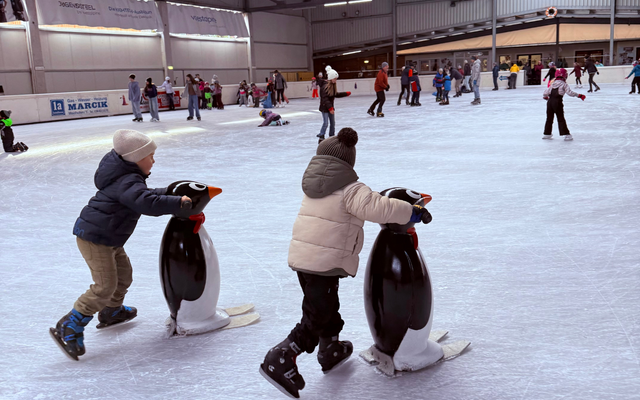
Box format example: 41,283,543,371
1,110,28,152
198,78,206,109
439,69,451,106
259,127,433,399
367,62,389,118
258,109,290,127
50,129,191,361
128,74,143,122
214,82,224,110
238,81,249,107
203,82,213,110
569,63,583,89
433,68,444,102
410,68,421,106
471,55,482,105
625,61,640,94
183,74,201,121
211,75,219,109
492,62,499,91
159,77,175,111
398,66,411,106
317,65,351,143
463,60,472,92
543,62,556,88
534,61,544,85
144,78,160,122
274,70,288,107
451,66,464,98
267,79,276,108
311,77,319,98
542,68,586,142
583,56,600,93
251,83,267,107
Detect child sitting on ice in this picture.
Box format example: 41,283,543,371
258,110,289,127
1,110,28,153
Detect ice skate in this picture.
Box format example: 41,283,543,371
376,112,384,117
259,339,305,399
19,142,28,151
367,109,374,116
197,117,201,121
96,305,137,329
542,134,553,140
283,121,290,125
187,116,194,121
49,309,93,361
317,337,353,374
317,134,325,144
564,135,573,141
595,87,600,92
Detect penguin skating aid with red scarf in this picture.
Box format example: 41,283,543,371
360,188,470,376
160,181,259,337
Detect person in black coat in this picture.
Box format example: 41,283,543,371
317,66,351,143
398,66,411,105
492,63,500,91
51,129,191,360
582,56,601,93
451,67,463,97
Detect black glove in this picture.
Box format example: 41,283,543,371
410,205,432,224
386,85,390,91
597,71,600,75
181,199,192,209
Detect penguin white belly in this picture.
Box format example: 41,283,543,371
174,226,230,335
392,298,443,371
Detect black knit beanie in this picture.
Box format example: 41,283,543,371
317,127,358,167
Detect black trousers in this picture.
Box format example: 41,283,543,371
369,91,386,113
398,84,410,104
576,77,582,85
2,127,15,152
288,272,343,354
509,73,517,89
411,91,420,105
436,87,443,99
493,75,498,89
443,90,449,101
276,89,285,103
167,94,174,110
588,73,599,91
631,77,640,93
544,89,570,136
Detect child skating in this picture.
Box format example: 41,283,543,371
311,77,318,98
259,128,433,399
258,110,290,127
50,129,191,360
542,68,586,141
317,65,351,143
569,62,583,88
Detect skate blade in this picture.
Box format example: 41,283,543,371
49,328,79,361
95,317,136,330
223,303,254,317
259,365,299,399
322,354,352,375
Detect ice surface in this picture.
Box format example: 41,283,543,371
1,85,639,400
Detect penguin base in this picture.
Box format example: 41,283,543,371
165,308,230,337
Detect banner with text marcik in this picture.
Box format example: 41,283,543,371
36,0,162,30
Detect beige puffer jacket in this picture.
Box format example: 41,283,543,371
288,155,413,277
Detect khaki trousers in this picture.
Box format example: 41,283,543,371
74,237,133,316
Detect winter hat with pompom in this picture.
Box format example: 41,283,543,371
113,129,157,163
316,127,358,167
325,65,339,80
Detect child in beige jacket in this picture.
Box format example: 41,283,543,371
259,127,433,398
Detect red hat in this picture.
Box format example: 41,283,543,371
555,68,568,80
312,77,316,80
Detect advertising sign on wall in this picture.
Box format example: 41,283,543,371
168,3,248,37
138,91,181,111
49,96,110,117
36,0,161,30
0,0,28,23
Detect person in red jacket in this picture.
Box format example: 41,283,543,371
367,62,390,117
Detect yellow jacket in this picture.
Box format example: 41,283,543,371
510,64,520,73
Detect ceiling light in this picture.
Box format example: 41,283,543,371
349,0,372,3
325,2,347,6
364,60,370,63
342,50,361,55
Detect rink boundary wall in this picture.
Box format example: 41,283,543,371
1,66,631,125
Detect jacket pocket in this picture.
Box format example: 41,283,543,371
352,228,364,255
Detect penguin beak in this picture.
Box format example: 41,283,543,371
208,186,222,199
420,193,432,205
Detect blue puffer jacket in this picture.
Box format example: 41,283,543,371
627,65,640,78
73,149,182,247
433,72,444,88
444,75,452,91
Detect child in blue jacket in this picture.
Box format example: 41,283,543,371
440,69,452,106
50,129,191,361
625,61,640,94
433,68,445,102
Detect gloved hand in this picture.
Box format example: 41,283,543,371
578,94,586,101
597,71,600,75
410,205,432,224
543,96,549,100
181,196,192,209
543,78,546,82
346,92,351,96
386,85,390,91
625,76,630,79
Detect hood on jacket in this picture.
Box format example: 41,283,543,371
95,149,145,190
302,155,359,199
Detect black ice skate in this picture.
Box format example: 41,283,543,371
317,336,353,374
367,109,374,116
260,339,306,399
96,305,137,329
19,142,28,151
49,309,93,361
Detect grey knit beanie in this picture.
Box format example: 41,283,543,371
317,128,358,167
113,129,157,163
381,62,389,68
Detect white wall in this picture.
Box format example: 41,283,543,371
40,30,165,93
0,26,33,95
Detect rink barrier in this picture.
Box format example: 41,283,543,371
0,66,631,125
540,65,635,85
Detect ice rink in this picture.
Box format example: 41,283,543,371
1,84,639,400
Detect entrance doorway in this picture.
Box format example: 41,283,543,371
517,54,542,85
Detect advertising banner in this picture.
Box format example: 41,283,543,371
0,0,28,23
36,0,161,30
49,95,110,118
138,91,181,111
168,3,248,37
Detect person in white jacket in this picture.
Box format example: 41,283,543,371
259,128,433,399
159,77,175,111
470,55,482,105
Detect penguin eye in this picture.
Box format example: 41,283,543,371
406,190,421,200
189,183,206,191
